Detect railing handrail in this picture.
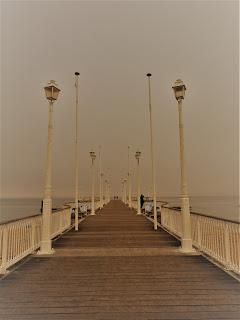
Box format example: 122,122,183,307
0,203,72,226
0,213,41,226
161,204,240,225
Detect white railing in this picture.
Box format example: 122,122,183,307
0,207,71,274
161,207,240,274
51,208,72,239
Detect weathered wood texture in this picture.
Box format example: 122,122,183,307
0,201,239,319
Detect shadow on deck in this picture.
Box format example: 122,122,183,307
0,200,239,320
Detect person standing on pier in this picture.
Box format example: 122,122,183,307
140,194,145,209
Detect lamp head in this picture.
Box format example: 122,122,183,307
44,80,61,102
172,79,186,101
90,151,96,160
135,150,141,160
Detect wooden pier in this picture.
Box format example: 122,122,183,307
0,201,239,319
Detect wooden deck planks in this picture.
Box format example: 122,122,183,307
0,200,239,320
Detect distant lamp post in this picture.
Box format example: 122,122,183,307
90,151,96,215
108,181,111,202
128,146,132,208
122,179,127,204
172,79,194,253
135,151,142,214
39,80,61,255
146,73,158,230
105,179,109,204
101,173,104,205
74,72,80,231
99,146,103,209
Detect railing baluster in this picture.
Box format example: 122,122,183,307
161,206,240,274
0,226,8,274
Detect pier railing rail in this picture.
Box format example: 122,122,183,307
131,198,240,274
0,198,104,274
161,206,240,274
0,206,71,274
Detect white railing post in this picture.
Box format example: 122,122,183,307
224,225,231,268
0,226,8,274
31,219,36,249
197,218,201,247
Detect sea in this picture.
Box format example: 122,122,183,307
0,196,239,224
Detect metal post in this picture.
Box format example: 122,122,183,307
74,72,80,231
39,101,54,254
105,180,108,204
136,157,141,214
101,173,104,205
91,156,95,215
147,74,158,230
177,99,194,252
99,146,103,209
128,146,132,208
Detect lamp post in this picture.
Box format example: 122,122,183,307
172,79,194,253
99,146,103,209
146,73,158,230
105,179,108,204
128,146,132,208
108,182,111,202
122,179,127,204
135,150,141,214
121,180,124,202
101,173,104,205
74,72,80,231
90,151,96,215
39,80,60,254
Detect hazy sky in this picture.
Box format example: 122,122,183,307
0,0,238,199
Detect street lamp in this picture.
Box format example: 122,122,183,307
39,80,61,255
122,179,127,204
99,146,103,209
128,146,132,208
101,172,104,205
105,179,109,204
135,150,141,214
172,79,194,253
90,151,96,215
108,181,111,202
74,72,80,231
146,73,158,230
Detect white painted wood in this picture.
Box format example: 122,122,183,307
161,206,240,274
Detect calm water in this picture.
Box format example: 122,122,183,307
160,196,239,223
0,196,239,224
0,198,71,224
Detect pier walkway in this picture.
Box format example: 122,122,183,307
0,201,239,319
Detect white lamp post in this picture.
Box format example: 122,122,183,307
146,73,158,230
135,150,141,215
121,180,124,202
74,72,80,231
99,146,103,209
122,179,127,204
90,151,96,215
101,172,104,205
128,146,132,208
172,79,194,253
108,182,111,202
39,80,60,254
105,179,108,204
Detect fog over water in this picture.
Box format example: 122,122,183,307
0,1,239,221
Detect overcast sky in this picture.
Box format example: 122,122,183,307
0,0,238,199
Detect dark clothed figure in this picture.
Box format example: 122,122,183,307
40,200,43,213
140,194,145,208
